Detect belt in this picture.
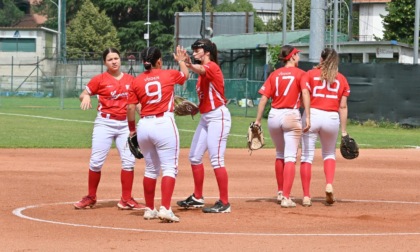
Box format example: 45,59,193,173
100,113,126,121
141,112,165,119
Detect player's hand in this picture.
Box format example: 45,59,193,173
303,116,310,133
80,96,92,110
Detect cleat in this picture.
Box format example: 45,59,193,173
158,206,179,223
281,197,296,208
277,191,284,204
202,200,231,213
143,207,159,220
177,194,205,208
74,195,97,209
117,197,146,210
302,196,312,207
325,184,336,205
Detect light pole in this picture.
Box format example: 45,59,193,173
50,0,61,61
144,0,151,47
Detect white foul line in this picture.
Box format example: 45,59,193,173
12,197,420,237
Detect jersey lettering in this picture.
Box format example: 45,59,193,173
145,81,162,104
312,77,340,99
275,76,295,96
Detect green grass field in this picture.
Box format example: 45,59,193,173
0,96,419,148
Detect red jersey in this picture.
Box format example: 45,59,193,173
128,69,187,116
196,61,227,113
259,67,306,109
301,68,350,112
86,72,134,118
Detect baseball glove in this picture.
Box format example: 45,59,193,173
174,96,199,118
340,134,359,160
247,122,265,152
127,133,144,159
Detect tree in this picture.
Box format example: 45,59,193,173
66,0,120,59
265,0,311,32
0,0,24,27
382,0,417,44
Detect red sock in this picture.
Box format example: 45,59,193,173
161,176,176,209
282,162,296,198
192,164,205,199
275,159,285,192
143,177,157,209
300,162,312,197
214,167,229,204
88,170,101,197
120,170,134,201
324,159,336,184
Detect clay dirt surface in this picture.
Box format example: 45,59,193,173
0,148,419,251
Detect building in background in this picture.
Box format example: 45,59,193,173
215,0,282,24
353,0,391,41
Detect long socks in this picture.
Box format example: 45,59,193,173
120,170,134,201
192,164,205,199
275,159,285,192
282,162,296,198
88,170,101,198
300,162,312,197
214,167,229,205
161,176,176,209
143,177,157,209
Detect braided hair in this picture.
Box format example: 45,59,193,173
191,38,219,65
141,46,162,70
316,48,339,84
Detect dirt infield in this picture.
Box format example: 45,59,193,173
1,148,419,251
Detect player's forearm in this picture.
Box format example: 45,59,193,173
127,104,137,123
339,105,348,136
255,96,268,125
187,63,205,75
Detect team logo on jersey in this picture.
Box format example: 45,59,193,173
110,90,128,99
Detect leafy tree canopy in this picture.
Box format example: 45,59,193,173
0,0,24,27
265,0,310,32
66,0,120,59
382,0,417,44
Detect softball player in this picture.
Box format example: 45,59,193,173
127,46,189,222
300,48,350,206
254,45,311,208
176,39,232,213
74,48,144,210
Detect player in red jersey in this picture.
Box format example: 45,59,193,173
254,45,311,208
74,48,145,210
299,48,351,206
176,39,232,213
127,46,189,222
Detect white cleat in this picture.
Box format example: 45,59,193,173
302,196,312,207
158,206,180,223
277,191,284,204
325,184,336,205
143,207,158,220
281,197,296,208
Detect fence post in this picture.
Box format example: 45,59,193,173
245,78,249,117
60,76,64,109
36,56,39,93
11,56,14,93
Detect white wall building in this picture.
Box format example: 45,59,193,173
353,0,391,41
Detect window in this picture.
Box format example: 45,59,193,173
0,38,36,52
